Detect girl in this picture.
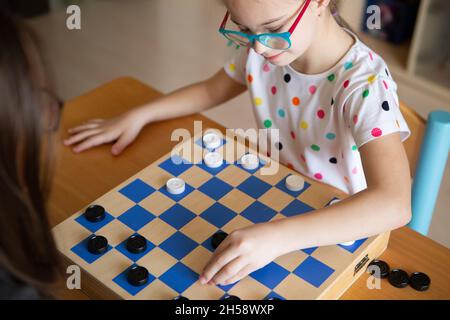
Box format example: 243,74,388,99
65,0,412,287
0,11,62,298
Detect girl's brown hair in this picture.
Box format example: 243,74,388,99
329,0,355,32
0,10,61,294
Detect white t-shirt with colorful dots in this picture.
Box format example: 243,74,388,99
224,31,411,195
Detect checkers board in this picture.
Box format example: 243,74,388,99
53,130,390,300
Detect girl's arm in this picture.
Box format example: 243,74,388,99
64,69,247,154
277,132,412,250
200,132,412,286
138,69,247,123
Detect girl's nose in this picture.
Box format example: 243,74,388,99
253,40,268,56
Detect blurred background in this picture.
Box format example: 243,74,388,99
2,0,448,247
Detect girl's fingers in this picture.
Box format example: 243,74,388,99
111,130,137,155
197,237,231,284
200,243,238,285
64,129,102,146
221,264,254,286
210,256,246,286
73,134,110,153
210,234,231,257
67,122,101,134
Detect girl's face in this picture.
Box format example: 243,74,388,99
224,0,327,66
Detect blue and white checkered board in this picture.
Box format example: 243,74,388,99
53,134,384,300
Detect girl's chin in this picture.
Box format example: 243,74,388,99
267,57,290,66
263,52,293,66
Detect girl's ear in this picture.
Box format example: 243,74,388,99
313,0,332,17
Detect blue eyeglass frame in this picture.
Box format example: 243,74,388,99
218,0,311,50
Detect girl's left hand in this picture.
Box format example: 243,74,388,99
199,222,286,286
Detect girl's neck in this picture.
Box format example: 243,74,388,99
290,14,355,75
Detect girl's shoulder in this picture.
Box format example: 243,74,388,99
347,38,394,81
330,35,398,106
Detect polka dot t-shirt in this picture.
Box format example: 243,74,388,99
224,32,411,195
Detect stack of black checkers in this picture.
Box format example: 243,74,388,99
125,234,150,287
368,260,431,291
84,205,109,255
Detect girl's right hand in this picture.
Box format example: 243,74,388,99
63,109,147,155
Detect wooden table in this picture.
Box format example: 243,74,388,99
49,77,450,300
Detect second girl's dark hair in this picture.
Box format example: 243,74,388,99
0,10,61,293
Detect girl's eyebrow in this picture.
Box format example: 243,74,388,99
231,14,287,27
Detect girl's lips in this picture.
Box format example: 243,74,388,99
265,52,284,61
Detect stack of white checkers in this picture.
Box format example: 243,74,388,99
202,132,222,150
204,152,223,168
202,132,225,169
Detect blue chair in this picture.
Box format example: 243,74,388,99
405,110,450,235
